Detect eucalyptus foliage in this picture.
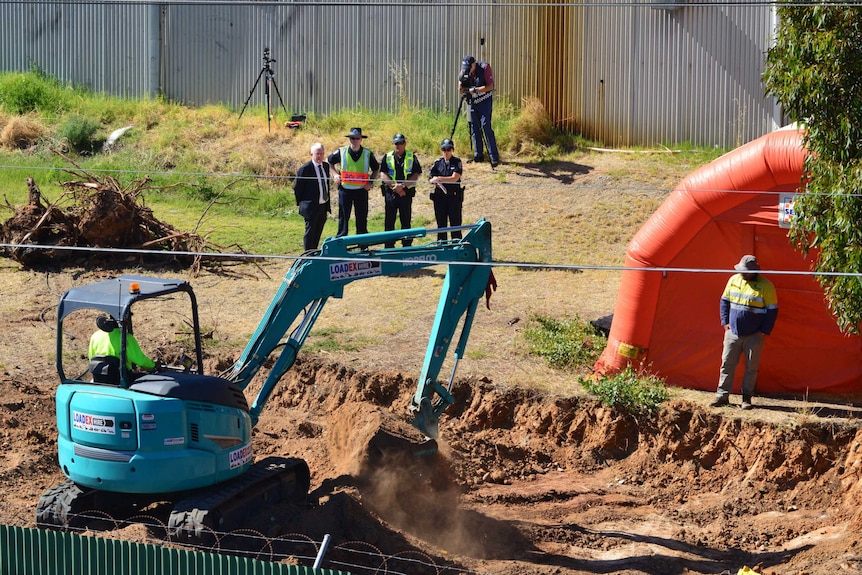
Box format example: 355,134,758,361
763,3,862,334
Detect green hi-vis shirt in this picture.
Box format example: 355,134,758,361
88,329,156,370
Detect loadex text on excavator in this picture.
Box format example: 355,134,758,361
36,219,495,540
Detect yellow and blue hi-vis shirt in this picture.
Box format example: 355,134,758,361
720,273,778,336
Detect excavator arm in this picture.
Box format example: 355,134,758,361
225,219,493,437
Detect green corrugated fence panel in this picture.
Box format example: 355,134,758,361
0,524,349,575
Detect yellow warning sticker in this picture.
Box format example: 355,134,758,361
617,342,642,360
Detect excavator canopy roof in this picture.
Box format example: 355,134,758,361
57,275,194,322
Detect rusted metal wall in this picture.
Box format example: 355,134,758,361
0,0,781,148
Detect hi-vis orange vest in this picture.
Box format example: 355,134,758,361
339,146,371,189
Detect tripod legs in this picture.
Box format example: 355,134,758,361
269,77,290,120
449,94,468,141
450,94,485,159
238,66,291,132
239,68,266,120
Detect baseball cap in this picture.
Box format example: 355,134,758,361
392,133,406,144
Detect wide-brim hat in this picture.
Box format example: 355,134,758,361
345,127,368,139
96,315,119,332
734,255,760,271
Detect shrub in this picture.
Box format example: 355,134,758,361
580,366,669,416
0,71,68,115
523,314,606,370
59,115,102,154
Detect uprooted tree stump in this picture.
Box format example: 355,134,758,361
1,169,216,272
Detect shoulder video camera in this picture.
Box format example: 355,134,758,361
459,57,474,91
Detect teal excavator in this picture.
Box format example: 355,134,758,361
36,220,494,539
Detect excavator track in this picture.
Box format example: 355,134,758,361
36,479,90,530
37,479,157,530
168,456,310,542
36,456,310,542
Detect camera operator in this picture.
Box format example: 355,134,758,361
459,55,500,168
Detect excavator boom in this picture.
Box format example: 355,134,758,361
227,219,494,436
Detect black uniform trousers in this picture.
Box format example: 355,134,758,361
337,187,369,237
432,192,463,241
383,190,414,248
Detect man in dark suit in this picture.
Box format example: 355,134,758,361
293,142,331,250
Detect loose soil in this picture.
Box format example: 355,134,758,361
2,152,862,575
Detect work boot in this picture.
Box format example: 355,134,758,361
467,156,485,164
709,394,729,407
490,158,500,168
741,395,754,410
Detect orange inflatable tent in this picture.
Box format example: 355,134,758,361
594,127,862,394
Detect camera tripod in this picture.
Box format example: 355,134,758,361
449,92,470,141
238,48,290,132
450,92,486,157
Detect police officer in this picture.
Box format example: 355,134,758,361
380,133,422,248
428,138,464,241
328,127,380,237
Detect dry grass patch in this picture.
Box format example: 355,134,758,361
0,115,43,149
507,96,556,155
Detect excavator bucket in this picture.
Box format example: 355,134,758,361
413,397,439,440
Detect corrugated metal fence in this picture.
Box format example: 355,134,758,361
0,524,348,575
0,0,781,148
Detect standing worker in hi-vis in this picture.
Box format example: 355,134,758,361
380,133,422,248
328,127,380,237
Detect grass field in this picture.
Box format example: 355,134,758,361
0,70,728,394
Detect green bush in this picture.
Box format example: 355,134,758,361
580,366,668,416
523,314,606,369
59,115,102,154
0,70,69,115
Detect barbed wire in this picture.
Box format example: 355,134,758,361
0,503,487,575
1,240,860,278
4,162,853,199
0,162,830,195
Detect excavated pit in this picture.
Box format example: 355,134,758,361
4,355,862,574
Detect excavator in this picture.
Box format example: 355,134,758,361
36,219,494,540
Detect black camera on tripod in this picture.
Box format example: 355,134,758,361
263,47,275,70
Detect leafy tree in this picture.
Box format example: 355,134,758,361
763,3,862,334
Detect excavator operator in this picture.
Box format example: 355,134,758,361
88,315,158,383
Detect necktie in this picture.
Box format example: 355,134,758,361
316,163,329,203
